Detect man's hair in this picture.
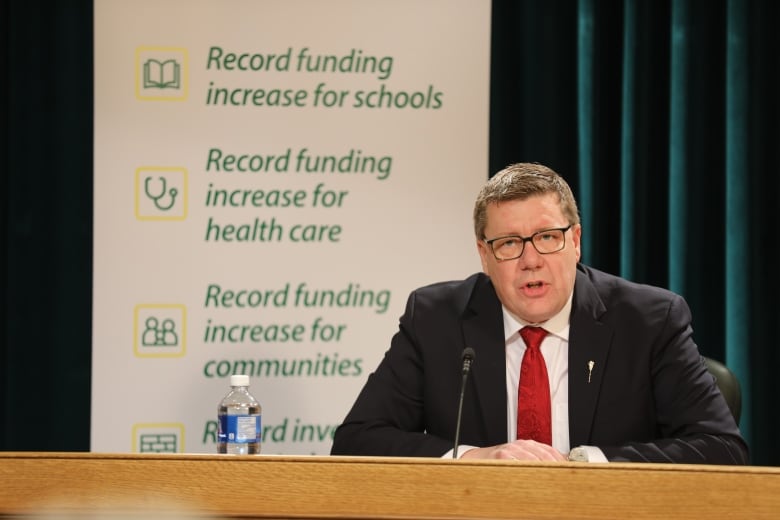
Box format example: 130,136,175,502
473,163,581,239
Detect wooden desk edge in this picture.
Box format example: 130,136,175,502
1,452,778,519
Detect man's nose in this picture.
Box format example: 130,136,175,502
518,241,544,268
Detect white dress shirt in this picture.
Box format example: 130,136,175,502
503,294,572,453
448,292,607,462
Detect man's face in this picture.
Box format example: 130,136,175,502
477,194,581,324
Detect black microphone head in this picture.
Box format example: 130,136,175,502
462,347,475,362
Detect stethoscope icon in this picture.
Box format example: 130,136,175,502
144,176,178,211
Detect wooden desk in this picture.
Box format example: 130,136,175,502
1,452,779,519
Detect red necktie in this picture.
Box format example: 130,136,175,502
517,326,551,445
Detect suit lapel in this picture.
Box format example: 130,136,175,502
460,276,508,446
457,270,615,447
568,268,613,446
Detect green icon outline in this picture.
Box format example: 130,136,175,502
135,166,188,221
135,46,189,101
132,422,185,453
134,303,187,358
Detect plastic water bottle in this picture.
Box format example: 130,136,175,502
217,374,262,454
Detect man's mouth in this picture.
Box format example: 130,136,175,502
525,281,544,289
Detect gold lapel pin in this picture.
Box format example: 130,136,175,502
587,361,595,383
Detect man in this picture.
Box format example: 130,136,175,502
331,163,748,463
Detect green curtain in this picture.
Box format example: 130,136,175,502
1,1,94,451
724,0,751,455
3,0,779,465
491,0,780,465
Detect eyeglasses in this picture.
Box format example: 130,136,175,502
484,225,572,261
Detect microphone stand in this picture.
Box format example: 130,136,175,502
453,347,475,458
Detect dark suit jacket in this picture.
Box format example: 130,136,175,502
331,264,748,464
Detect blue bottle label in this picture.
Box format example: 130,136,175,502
218,415,261,443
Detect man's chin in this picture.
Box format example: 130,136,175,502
512,309,554,325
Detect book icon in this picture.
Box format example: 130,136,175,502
135,46,188,101
143,59,181,89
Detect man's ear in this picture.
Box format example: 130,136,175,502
571,224,582,262
476,239,490,273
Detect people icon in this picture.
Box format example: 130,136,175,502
142,316,179,347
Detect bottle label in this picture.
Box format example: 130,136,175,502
218,415,261,443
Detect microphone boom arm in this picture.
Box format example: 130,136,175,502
453,347,475,458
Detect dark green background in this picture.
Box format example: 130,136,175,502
2,0,778,465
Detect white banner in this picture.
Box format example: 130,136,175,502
92,0,490,454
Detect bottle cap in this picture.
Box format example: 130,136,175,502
230,374,250,387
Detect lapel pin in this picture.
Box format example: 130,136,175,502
587,360,595,383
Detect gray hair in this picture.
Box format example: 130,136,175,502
473,163,580,239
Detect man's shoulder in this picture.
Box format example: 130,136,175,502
577,264,684,313
415,272,488,295
411,272,497,313
579,264,679,297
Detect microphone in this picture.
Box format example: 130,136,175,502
453,347,476,458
